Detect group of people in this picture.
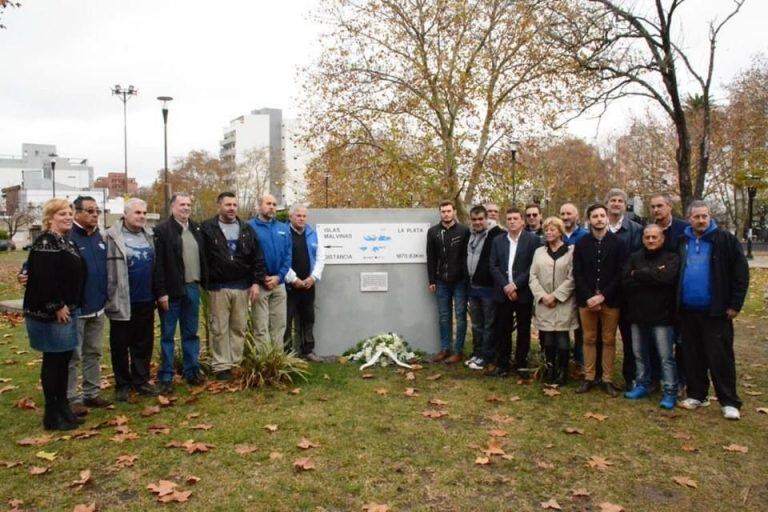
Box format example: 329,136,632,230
22,193,324,431
427,189,749,420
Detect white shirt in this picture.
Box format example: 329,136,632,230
506,232,520,284
609,216,624,234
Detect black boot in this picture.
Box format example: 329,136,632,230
58,400,85,426
42,400,61,431
556,350,569,385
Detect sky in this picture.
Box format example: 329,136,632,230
1,1,766,186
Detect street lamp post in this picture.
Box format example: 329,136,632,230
509,140,520,207
324,173,330,208
746,175,758,260
49,153,58,198
157,96,173,218
112,84,138,194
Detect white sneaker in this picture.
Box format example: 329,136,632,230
722,406,741,420
679,397,711,410
467,358,486,370
464,356,477,367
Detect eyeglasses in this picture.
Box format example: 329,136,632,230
526,213,539,217
78,208,102,215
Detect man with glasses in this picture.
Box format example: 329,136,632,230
525,204,544,239
65,196,112,414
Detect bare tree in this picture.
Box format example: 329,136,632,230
234,148,271,217
555,0,745,211
302,0,592,217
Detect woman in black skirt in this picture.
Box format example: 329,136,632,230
24,198,86,430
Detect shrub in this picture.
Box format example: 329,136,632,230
235,333,310,388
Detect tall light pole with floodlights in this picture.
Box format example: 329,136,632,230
157,96,173,218
49,153,58,198
112,84,138,194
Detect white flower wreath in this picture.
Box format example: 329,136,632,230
348,333,418,370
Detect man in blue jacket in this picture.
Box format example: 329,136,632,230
677,201,749,420
68,196,112,414
284,204,325,361
247,194,292,348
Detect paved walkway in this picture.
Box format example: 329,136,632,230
748,254,768,269
0,299,22,314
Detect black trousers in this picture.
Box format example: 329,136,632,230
494,299,532,370
284,287,316,354
618,309,636,387
110,302,155,389
41,351,72,405
679,310,741,408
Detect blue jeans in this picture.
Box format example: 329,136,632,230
436,279,468,353
468,295,496,361
631,324,678,395
159,283,201,383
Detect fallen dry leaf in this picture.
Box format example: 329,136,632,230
114,455,138,468
234,444,258,455
489,429,508,438
189,423,214,431
269,451,283,460
722,444,748,453
543,387,561,397
535,459,554,470
70,469,92,490
425,373,442,381
540,498,562,510
362,503,391,512
110,432,139,443
17,435,53,446
484,439,506,457
147,425,171,435
72,503,96,512
681,444,699,452
572,488,591,497
509,395,521,402
7,498,23,510
672,476,698,489
14,397,37,410
672,432,693,440
297,437,320,450
564,427,584,435
475,456,491,465
186,412,201,419
0,384,18,394
586,455,613,471
744,391,763,396
29,466,50,475
72,430,100,440
598,503,624,512
486,395,504,403
405,371,416,381
182,440,215,454
584,412,607,422
374,388,389,396
404,387,418,397
147,479,177,497
428,398,448,406
422,409,448,419
141,405,161,417
290,388,302,395
264,424,279,433
361,372,374,379
756,407,768,414
35,451,57,462
0,460,22,468
185,475,201,485
157,395,174,406
488,414,514,424
293,457,315,471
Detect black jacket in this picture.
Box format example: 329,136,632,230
489,230,542,304
573,231,626,308
622,247,679,325
466,225,505,288
23,232,85,321
677,228,749,316
426,221,470,284
201,216,266,290
153,217,208,300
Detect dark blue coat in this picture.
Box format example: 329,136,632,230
69,223,107,315
489,230,542,304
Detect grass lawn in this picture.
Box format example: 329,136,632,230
0,250,766,511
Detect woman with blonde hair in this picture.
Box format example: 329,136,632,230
529,216,579,385
24,199,86,430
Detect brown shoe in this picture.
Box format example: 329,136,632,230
432,350,451,363
444,353,464,364
69,402,89,417
84,395,113,408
